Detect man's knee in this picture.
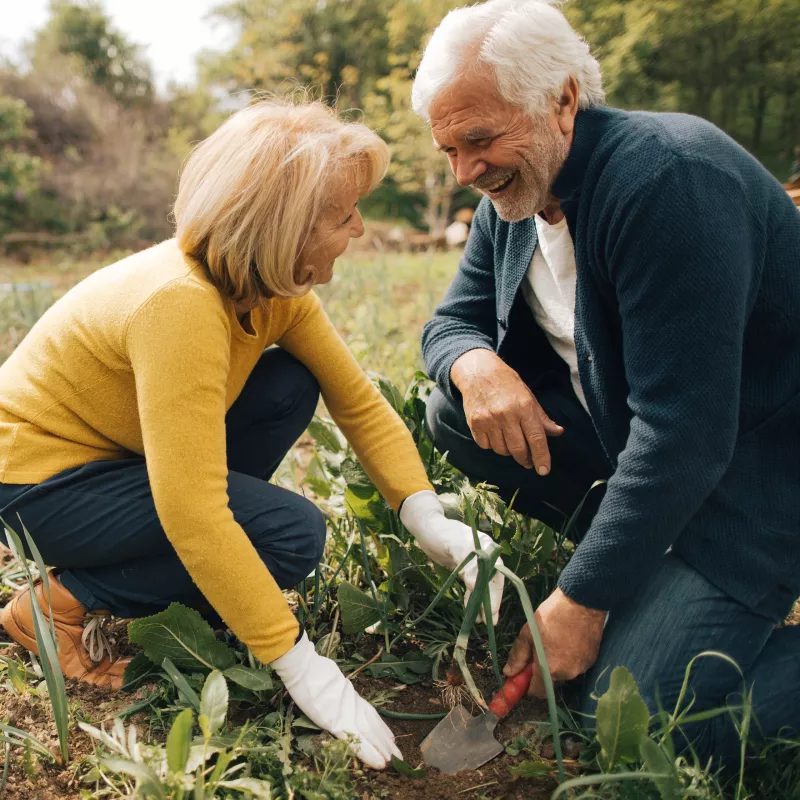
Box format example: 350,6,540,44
425,386,469,451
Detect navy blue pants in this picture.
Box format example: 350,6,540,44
0,348,326,621
426,379,800,764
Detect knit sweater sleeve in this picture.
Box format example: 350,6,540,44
421,199,498,402
126,279,299,663
557,157,758,610
277,292,433,510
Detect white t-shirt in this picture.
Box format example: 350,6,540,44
520,214,588,412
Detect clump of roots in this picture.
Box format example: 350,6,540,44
435,662,473,710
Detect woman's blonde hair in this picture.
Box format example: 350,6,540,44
174,98,389,302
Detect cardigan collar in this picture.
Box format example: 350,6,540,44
551,106,622,202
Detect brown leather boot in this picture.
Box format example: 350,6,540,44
0,573,130,689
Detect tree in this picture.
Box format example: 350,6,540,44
203,0,390,108
31,1,153,107
0,95,43,235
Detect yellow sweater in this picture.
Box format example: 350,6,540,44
0,240,433,662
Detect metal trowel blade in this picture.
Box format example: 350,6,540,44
420,704,503,774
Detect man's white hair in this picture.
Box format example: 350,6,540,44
411,0,605,121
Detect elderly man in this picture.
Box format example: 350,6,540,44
413,0,800,763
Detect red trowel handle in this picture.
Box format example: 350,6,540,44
488,663,534,719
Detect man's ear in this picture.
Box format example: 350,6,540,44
555,75,580,136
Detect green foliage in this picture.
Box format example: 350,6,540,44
0,95,43,235
391,754,428,778
337,581,382,634
2,522,70,761
127,602,237,672
596,667,651,770
36,1,153,107
364,652,433,684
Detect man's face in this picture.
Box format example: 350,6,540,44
429,69,570,221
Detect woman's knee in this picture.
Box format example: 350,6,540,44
251,494,326,588
255,348,320,422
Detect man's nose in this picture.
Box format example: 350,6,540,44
453,155,487,187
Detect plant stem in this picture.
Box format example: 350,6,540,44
495,562,564,783
357,520,391,653
388,553,475,650
377,708,447,721
325,607,340,659
345,646,384,680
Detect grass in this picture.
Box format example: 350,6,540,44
0,244,798,799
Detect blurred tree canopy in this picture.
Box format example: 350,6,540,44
0,0,797,249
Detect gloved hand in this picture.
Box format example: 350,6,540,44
270,632,401,769
400,490,504,625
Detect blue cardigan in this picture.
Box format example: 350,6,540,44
422,106,800,616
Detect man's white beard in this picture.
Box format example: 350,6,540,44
489,119,569,222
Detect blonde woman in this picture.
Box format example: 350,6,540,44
0,100,504,769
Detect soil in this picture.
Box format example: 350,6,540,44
354,673,563,799
2,566,797,800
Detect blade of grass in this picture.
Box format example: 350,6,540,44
495,562,564,783
464,503,502,688
388,552,475,650
3,523,70,762
551,771,673,798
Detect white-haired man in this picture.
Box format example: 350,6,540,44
414,0,800,763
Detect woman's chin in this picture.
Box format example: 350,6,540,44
313,264,335,286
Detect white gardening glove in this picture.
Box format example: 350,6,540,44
270,632,401,769
400,490,505,625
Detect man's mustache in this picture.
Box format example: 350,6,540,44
472,168,516,191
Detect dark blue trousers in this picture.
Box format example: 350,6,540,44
0,348,326,621
426,378,800,764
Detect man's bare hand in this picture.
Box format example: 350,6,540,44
450,349,563,474
503,588,606,698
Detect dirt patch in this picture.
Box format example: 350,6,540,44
353,672,561,800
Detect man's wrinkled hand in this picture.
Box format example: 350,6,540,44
503,588,606,698
450,349,563,475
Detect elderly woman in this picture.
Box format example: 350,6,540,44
0,100,503,769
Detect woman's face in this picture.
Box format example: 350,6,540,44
301,174,365,286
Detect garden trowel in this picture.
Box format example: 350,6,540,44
420,663,534,773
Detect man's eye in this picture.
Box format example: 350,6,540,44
474,138,492,147
341,214,353,226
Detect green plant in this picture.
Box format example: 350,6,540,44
80,670,276,798
2,521,70,761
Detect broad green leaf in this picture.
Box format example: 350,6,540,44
341,458,376,498
365,652,433,685
391,754,427,778
121,651,158,690
307,419,342,453
200,670,228,736
291,715,321,730
378,378,405,414
166,708,193,774
128,603,235,671
344,487,378,521
303,453,332,499
639,736,679,800
509,760,554,778
223,665,273,692
596,667,650,770
338,581,381,634
161,657,201,711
